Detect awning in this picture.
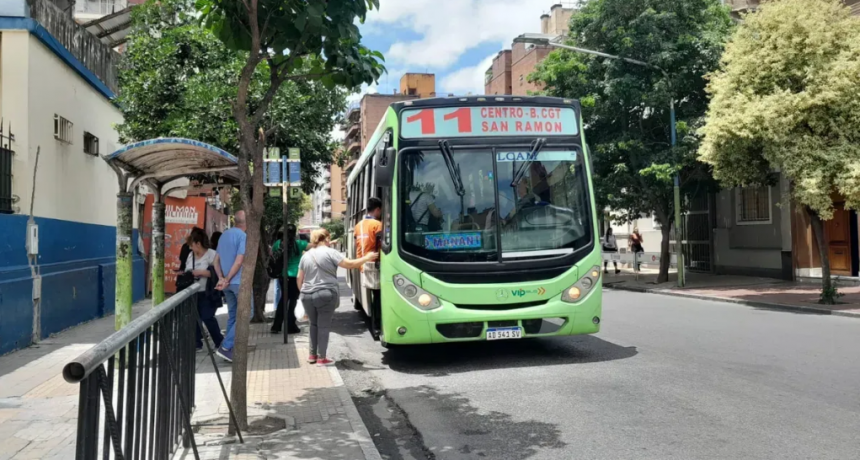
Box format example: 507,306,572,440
81,6,133,48
105,137,239,190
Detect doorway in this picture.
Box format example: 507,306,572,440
823,203,855,276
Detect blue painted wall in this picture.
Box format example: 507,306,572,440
0,214,145,355
0,276,34,356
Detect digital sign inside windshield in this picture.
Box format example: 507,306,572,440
401,106,579,139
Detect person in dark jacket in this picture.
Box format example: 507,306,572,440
185,228,223,351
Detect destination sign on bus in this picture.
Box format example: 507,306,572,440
401,106,579,139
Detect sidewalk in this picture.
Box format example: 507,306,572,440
603,270,860,318
179,315,381,460
0,299,151,460
0,288,381,460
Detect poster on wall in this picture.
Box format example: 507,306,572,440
143,196,207,294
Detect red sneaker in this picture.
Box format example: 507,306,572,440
316,358,335,366
308,355,317,364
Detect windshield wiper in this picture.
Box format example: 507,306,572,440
439,140,465,197
510,138,547,187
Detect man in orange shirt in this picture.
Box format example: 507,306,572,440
355,197,383,337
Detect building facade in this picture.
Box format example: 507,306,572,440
0,0,145,355
485,3,576,96
340,73,437,204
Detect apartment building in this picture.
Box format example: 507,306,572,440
340,73,436,205
485,3,575,96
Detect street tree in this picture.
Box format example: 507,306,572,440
699,0,860,303
531,0,732,282
197,0,384,429
117,0,350,324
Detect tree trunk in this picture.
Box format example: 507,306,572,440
808,206,834,303
657,222,672,284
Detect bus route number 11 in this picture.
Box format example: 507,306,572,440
406,109,472,135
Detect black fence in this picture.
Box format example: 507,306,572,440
63,283,241,460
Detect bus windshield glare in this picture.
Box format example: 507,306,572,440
399,146,592,263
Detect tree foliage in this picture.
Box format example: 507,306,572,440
699,0,860,303
322,216,346,244
117,0,349,191
699,0,860,219
531,0,732,282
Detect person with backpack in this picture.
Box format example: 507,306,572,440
271,225,308,334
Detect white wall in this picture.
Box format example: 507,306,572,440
2,31,126,227
605,214,663,253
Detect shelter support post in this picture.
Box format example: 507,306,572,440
115,192,134,331
151,196,166,306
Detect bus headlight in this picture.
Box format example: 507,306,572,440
562,265,601,303
393,275,441,311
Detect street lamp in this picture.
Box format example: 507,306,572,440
515,33,685,287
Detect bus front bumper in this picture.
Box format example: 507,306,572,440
380,285,602,345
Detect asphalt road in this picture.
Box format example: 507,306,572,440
329,287,860,460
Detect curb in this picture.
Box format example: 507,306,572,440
605,283,860,319
327,365,384,460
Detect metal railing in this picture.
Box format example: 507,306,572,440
63,283,242,460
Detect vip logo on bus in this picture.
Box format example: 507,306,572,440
511,287,546,298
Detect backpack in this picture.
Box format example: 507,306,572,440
267,246,284,279
176,253,195,291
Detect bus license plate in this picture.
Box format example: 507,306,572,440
486,327,522,341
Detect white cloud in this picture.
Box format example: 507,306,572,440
346,83,379,105
367,0,553,69
439,54,497,95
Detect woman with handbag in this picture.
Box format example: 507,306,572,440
297,229,378,366
183,227,223,352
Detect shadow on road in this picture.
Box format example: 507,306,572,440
334,334,637,377
375,385,567,459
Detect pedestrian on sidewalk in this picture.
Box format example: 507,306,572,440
297,228,378,366
185,227,224,351
602,227,620,274
213,210,250,363
271,225,308,334
630,228,644,271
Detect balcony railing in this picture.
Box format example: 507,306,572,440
30,0,120,95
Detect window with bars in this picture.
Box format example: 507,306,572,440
54,114,73,144
83,132,99,155
736,186,771,225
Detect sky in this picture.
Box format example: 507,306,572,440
347,0,579,102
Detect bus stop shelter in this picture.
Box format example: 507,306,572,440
104,138,239,330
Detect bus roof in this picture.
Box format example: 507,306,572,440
389,95,580,112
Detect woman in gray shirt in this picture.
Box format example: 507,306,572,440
297,228,377,366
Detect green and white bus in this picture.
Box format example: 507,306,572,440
345,96,601,346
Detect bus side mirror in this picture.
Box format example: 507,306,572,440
376,147,396,187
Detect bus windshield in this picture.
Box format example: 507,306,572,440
399,146,592,263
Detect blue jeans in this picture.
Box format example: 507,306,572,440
221,284,253,350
